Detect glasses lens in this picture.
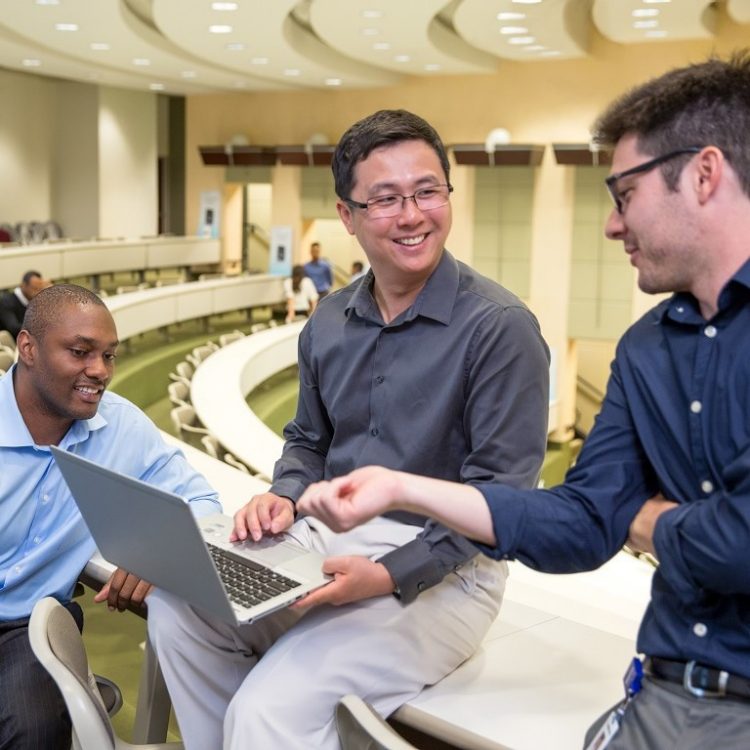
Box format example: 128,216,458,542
414,186,451,212
368,185,452,218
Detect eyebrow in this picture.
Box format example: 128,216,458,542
366,175,442,195
68,335,120,348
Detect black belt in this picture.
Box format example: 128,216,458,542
647,657,750,700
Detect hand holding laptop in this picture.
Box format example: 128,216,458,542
231,492,295,543
93,567,153,612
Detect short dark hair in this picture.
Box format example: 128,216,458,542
21,270,42,285
352,261,364,272
332,109,450,200
593,50,750,196
23,284,108,339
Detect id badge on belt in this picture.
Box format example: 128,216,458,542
584,657,643,750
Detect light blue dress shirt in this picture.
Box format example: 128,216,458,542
0,366,221,621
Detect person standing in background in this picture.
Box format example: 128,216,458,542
304,241,333,297
284,264,319,323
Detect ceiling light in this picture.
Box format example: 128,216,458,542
36,0,59,5
373,42,390,50
211,2,238,9
133,58,151,66
425,63,441,71
497,12,525,20
512,0,542,4
525,45,545,51
362,27,379,36
362,10,383,19
500,26,528,34
394,54,410,62
325,78,342,86
90,42,110,51
508,36,535,44
251,56,269,64
209,24,232,33
284,68,301,76
55,23,78,31
226,42,245,50
643,0,670,3
181,70,197,78
149,83,165,91
645,29,668,37
540,50,560,56
633,20,658,28
22,58,41,67
632,8,659,16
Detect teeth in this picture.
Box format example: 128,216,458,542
396,235,425,246
76,386,99,394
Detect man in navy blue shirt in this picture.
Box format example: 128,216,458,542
299,52,750,748
303,241,333,296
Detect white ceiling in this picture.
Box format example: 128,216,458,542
0,0,747,95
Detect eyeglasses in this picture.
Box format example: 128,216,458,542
605,147,704,214
345,184,453,218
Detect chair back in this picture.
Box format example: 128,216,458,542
223,453,250,474
219,330,245,347
175,361,194,381
0,348,15,372
201,434,221,459
0,329,15,351
28,598,115,750
336,695,417,750
167,380,190,408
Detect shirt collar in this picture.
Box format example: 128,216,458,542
345,250,459,326
13,287,29,306
663,257,750,325
0,365,109,449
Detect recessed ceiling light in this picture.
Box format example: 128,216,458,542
211,2,238,9
643,0,670,3
500,26,528,34
149,83,165,91
632,8,659,16
55,23,78,31
362,10,383,19
35,0,59,5
394,54,410,62
22,58,41,67
284,68,301,76
362,27,379,36
512,0,542,4
425,63,441,71
508,36,535,44
133,58,151,66
251,56,269,64
90,42,110,51
372,42,390,50
325,78,342,86
645,29,668,37
209,24,232,33
497,12,525,20
633,20,659,28
181,70,197,78
226,42,245,50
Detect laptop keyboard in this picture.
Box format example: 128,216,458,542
207,544,300,609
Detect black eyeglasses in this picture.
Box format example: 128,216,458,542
345,184,453,219
605,147,704,214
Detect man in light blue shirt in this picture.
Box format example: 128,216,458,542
303,241,333,296
0,284,220,750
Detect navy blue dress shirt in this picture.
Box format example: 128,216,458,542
478,258,750,678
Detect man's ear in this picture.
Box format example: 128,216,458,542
694,146,724,205
336,200,356,236
15,330,36,366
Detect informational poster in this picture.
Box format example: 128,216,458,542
198,190,221,238
269,225,293,277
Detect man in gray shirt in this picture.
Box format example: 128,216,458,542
147,109,550,750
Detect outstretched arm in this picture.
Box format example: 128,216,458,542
298,465,496,545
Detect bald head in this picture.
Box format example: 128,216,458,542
23,284,109,340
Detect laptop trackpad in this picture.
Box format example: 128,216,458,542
235,537,307,566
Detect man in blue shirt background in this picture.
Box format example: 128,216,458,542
303,241,333,296
299,52,750,749
0,284,220,750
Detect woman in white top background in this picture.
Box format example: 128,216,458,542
284,264,319,323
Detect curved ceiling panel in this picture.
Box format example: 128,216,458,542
310,0,497,76
153,0,399,89
592,0,716,44
454,0,592,62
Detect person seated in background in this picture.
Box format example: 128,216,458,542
0,270,52,340
299,52,750,750
350,260,367,282
284,264,319,323
303,241,333,297
146,108,550,750
0,284,220,750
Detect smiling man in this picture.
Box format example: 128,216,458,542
0,284,219,750
147,109,551,749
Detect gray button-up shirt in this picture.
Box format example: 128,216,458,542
270,250,550,602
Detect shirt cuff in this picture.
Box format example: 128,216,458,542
378,538,446,605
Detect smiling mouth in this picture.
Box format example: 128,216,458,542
74,384,103,399
394,234,426,246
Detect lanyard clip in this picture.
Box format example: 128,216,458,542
623,657,644,700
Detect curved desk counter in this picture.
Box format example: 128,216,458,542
0,236,220,288
104,275,285,341
190,322,303,479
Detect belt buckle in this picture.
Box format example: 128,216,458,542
682,660,728,698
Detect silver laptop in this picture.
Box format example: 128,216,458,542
51,446,331,626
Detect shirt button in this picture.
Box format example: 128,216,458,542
676,306,684,313
704,325,717,338
33,536,42,544
690,401,702,414
693,622,708,637
42,494,50,504
371,428,379,437
701,480,714,494
375,375,384,384
13,565,22,574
